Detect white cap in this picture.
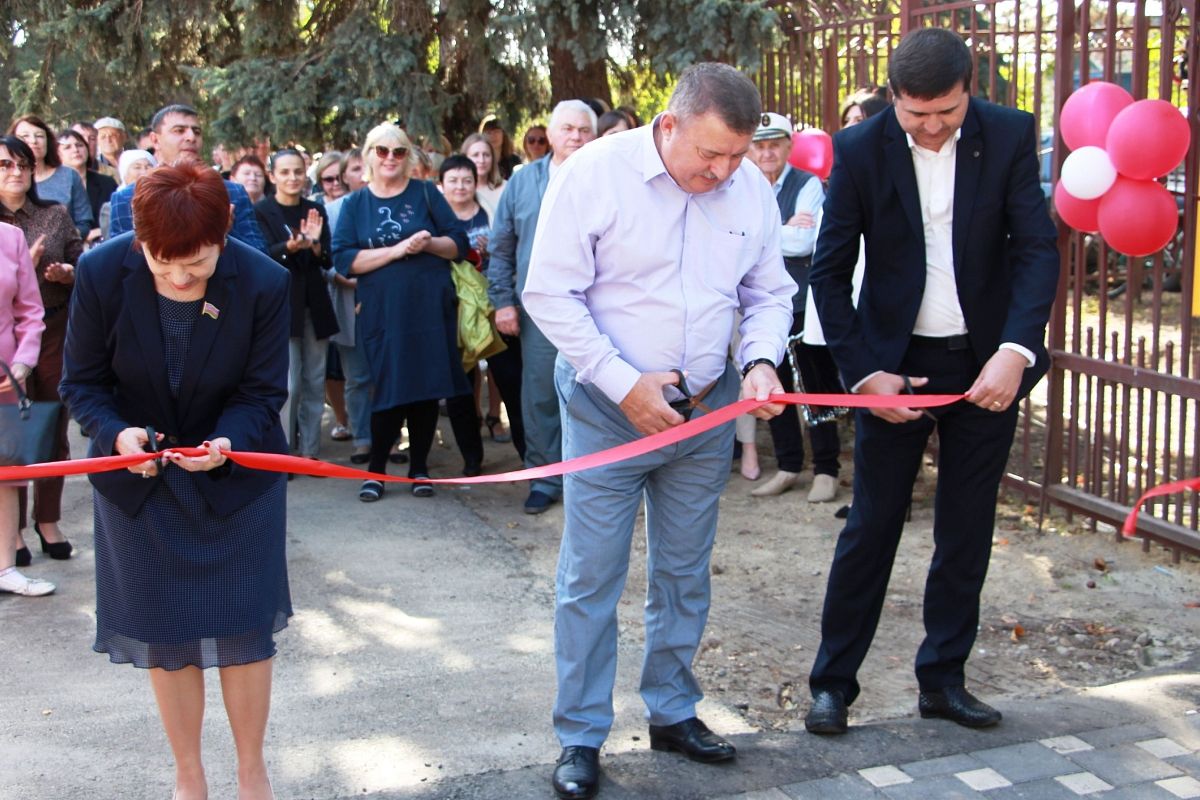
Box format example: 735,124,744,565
93,116,126,133
753,112,793,142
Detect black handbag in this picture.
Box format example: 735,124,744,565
0,360,60,467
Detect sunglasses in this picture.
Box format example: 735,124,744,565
321,175,341,184
374,145,409,160
0,159,31,173
525,136,547,144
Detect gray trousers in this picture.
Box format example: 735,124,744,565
519,308,563,498
282,312,328,457
552,357,737,747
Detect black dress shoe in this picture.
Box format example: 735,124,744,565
804,688,848,735
648,717,736,763
919,686,1002,728
15,546,31,567
523,490,556,515
552,746,599,799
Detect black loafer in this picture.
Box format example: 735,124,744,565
919,686,1002,728
804,688,848,735
648,717,736,763
552,745,599,799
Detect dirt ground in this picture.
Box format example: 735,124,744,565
449,413,1200,734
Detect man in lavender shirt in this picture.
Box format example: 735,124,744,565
523,64,796,799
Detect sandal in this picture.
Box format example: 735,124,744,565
485,415,512,443
330,424,352,441
358,479,384,502
411,475,434,498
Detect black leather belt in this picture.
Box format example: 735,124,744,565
911,334,971,351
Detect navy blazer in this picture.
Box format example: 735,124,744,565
60,232,291,517
810,98,1060,394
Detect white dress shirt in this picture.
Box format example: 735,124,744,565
522,119,796,405
909,130,969,337
774,164,825,258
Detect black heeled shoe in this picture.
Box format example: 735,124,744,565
15,546,31,567
485,415,512,443
35,523,73,560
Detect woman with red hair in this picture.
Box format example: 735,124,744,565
61,162,291,800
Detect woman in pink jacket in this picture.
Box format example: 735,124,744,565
0,219,47,596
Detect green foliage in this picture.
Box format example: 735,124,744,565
1,0,781,148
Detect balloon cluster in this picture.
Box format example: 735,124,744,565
789,129,834,181
1056,82,1190,256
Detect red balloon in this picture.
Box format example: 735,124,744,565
1053,181,1101,233
1060,81,1134,150
1097,177,1179,256
1105,99,1191,180
789,129,833,180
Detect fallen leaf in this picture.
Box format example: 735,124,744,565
1185,601,1200,609
1093,557,1108,572
996,537,1010,546
1010,624,1026,642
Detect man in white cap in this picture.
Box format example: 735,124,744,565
745,112,842,503
93,117,127,170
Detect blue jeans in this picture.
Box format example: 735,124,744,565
337,341,374,449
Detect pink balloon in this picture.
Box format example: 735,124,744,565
789,129,833,180
1097,176,1179,256
1054,181,1101,233
1105,99,1191,180
1060,81,1134,150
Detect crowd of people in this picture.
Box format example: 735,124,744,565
0,28,1060,800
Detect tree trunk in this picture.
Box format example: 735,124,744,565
547,0,611,106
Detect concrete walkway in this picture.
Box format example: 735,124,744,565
2,428,1199,799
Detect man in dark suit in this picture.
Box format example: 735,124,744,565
805,27,1059,733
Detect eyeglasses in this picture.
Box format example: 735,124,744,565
374,145,409,160
321,175,341,184
0,159,31,173
525,136,547,144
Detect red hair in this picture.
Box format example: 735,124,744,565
132,161,230,260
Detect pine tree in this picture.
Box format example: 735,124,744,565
1,1,780,147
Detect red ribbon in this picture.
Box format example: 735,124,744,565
0,392,962,484
1122,476,1200,537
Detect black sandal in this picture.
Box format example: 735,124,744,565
411,475,434,497
359,480,384,502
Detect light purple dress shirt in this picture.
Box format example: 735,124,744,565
522,119,796,405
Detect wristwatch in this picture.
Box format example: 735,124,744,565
741,358,775,378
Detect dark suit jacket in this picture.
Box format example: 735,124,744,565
85,170,118,229
254,196,339,340
60,233,291,517
810,98,1060,395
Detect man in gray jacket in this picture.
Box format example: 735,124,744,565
487,99,597,514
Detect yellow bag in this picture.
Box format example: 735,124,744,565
449,260,506,372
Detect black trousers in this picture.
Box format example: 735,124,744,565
368,400,440,478
484,334,526,462
768,316,841,475
809,336,1019,703
445,369,484,472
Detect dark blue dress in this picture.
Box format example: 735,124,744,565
331,182,470,410
92,296,291,671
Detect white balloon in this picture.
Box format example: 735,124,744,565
1060,146,1118,200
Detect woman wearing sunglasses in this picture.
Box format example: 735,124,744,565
331,123,469,501
521,124,550,163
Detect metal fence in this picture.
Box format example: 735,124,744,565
760,0,1200,558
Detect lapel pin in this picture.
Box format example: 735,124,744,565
974,150,981,158
202,301,220,320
